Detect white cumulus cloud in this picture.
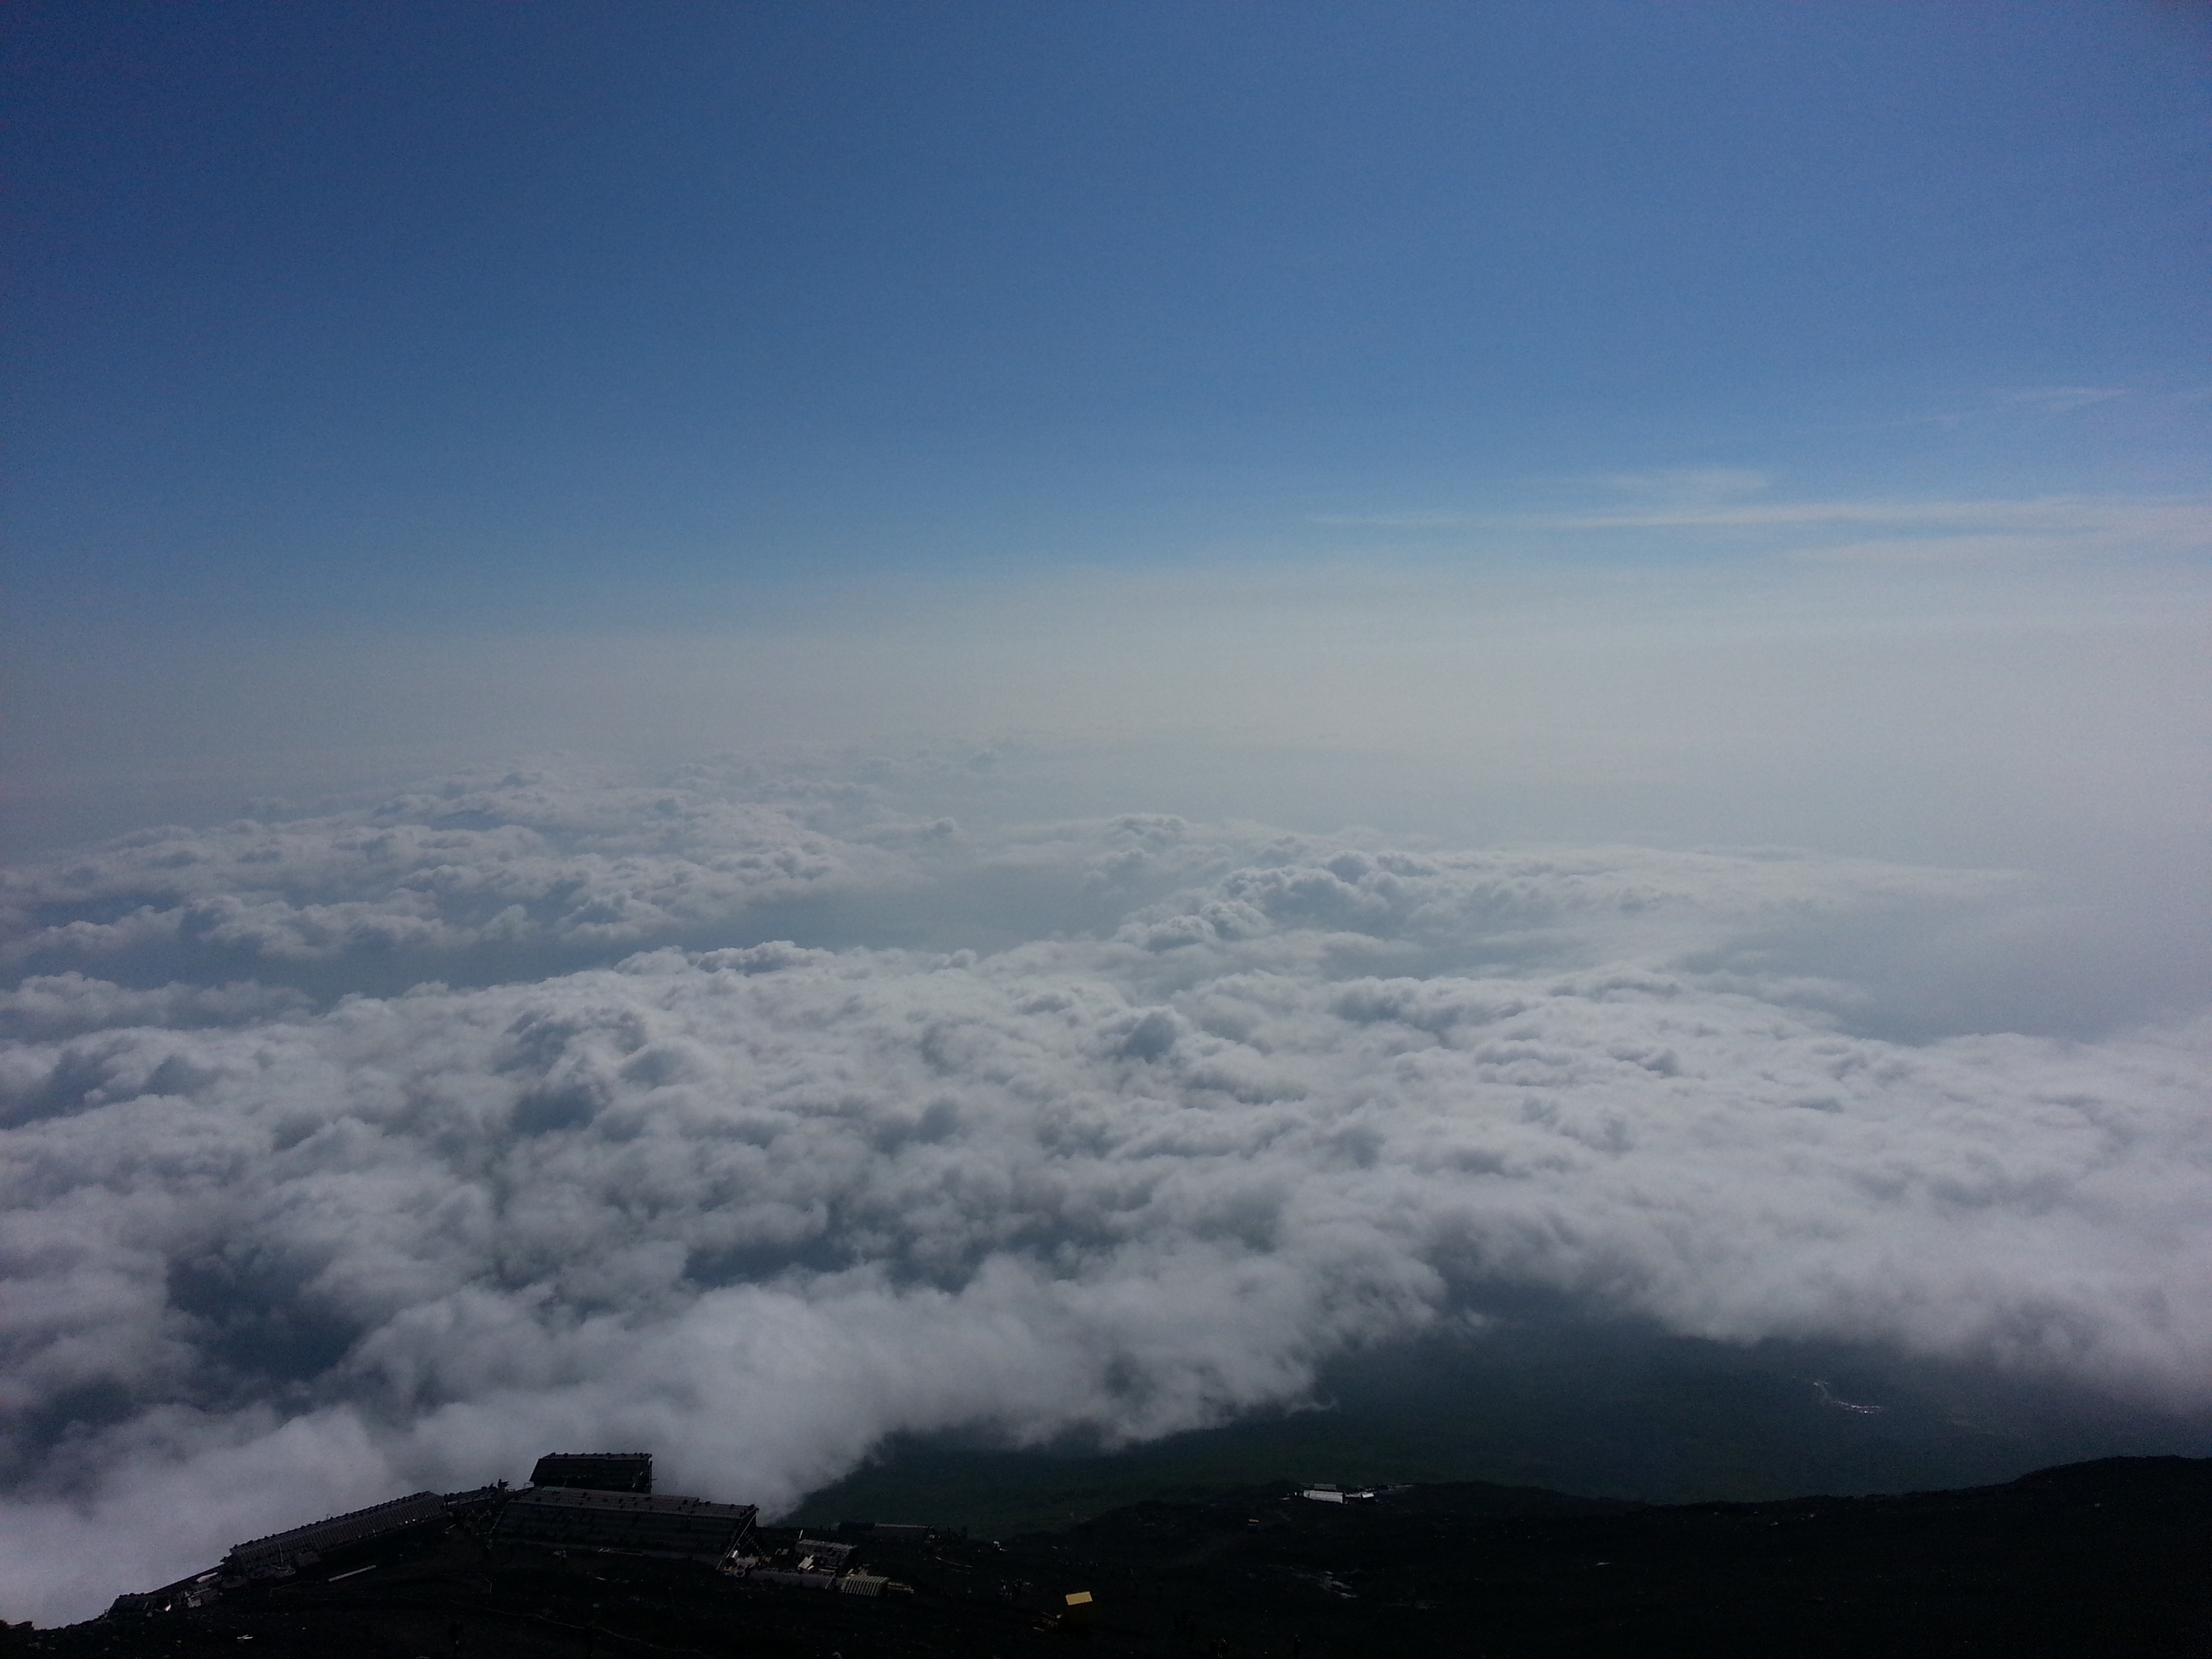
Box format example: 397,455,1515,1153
1,752,2207,1624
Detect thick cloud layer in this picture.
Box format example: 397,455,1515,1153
2,756,2207,1622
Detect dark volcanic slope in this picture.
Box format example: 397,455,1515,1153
15,1456,2209,1658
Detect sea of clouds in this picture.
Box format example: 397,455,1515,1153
2,747,2209,1622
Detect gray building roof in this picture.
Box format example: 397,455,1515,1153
529,1452,653,1494
492,1485,756,1561
226,1490,448,1571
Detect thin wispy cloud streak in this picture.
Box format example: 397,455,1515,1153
1312,490,2212,553
4,0,2209,1632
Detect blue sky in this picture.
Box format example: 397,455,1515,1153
7,12,2212,1615
7,1,2208,627
3,1,2209,864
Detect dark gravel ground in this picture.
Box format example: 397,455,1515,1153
8,1455,2207,1659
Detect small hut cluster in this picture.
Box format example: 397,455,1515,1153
105,1450,908,1620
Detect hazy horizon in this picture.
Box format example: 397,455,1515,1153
3,0,2208,1626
